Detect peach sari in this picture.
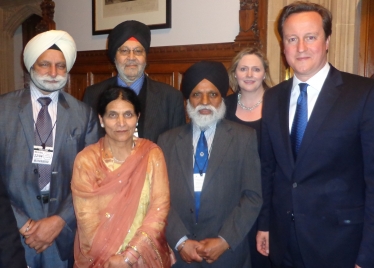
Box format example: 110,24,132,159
72,137,175,267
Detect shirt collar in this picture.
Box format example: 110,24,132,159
30,81,59,104
292,62,330,92
117,73,145,95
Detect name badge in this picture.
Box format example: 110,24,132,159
194,173,205,192
32,145,53,165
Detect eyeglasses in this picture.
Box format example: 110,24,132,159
117,47,145,56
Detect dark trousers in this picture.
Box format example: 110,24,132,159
273,222,305,268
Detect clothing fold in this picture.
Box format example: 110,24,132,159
72,137,175,267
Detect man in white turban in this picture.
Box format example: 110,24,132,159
0,30,99,268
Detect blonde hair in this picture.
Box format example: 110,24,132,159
228,47,273,93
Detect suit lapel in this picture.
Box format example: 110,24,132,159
18,89,35,158
203,120,233,189
278,79,295,169
52,92,70,169
296,66,342,163
175,125,195,198
143,77,160,139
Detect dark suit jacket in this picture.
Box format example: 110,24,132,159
83,76,185,142
0,89,99,261
158,119,262,268
0,178,27,268
258,65,374,268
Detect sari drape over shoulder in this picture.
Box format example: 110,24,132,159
72,137,175,267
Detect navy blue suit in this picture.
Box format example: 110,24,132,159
258,65,374,268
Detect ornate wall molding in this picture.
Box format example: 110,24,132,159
3,4,41,36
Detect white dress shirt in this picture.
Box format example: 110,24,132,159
30,82,59,191
289,62,330,132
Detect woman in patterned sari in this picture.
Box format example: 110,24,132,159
72,86,175,268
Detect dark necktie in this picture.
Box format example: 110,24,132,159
193,131,208,222
35,97,53,189
290,83,308,158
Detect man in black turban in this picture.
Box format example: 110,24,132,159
158,60,262,267
83,20,185,142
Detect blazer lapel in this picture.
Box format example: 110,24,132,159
51,92,70,169
278,79,295,169
143,77,160,139
175,125,195,199
18,89,35,158
202,120,233,189
296,66,342,163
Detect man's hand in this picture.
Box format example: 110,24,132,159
355,265,361,268
196,237,229,263
179,239,203,263
24,215,65,253
19,218,35,237
256,231,269,256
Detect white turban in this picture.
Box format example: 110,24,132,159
23,30,77,72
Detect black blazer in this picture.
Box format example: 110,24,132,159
158,120,262,267
258,65,374,268
0,179,27,268
83,76,186,142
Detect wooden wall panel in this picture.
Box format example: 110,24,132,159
66,0,268,100
66,73,88,101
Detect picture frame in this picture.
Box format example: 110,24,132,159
92,0,171,35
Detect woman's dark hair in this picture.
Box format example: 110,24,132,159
277,1,332,40
97,86,141,117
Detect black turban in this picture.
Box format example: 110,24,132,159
181,61,229,99
108,20,151,62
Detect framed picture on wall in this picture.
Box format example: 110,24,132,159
92,0,171,35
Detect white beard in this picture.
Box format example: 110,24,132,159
30,68,67,92
186,100,226,130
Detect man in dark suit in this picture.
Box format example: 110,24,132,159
158,61,262,267
0,30,98,267
0,178,27,268
83,20,185,142
256,2,374,268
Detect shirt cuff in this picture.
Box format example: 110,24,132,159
175,236,188,250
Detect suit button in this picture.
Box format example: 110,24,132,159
34,169,38,174
293,182,297,188
36,196,41,200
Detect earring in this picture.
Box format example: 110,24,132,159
101,123,104,128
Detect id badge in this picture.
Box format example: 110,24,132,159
193,173,205,192
32,145,53,165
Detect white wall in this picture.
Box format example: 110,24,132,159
53,0,239,51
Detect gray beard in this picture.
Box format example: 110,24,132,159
115,60,146,84
186,100,226,130
30,68,67,92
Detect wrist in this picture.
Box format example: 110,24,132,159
178,240,187,252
